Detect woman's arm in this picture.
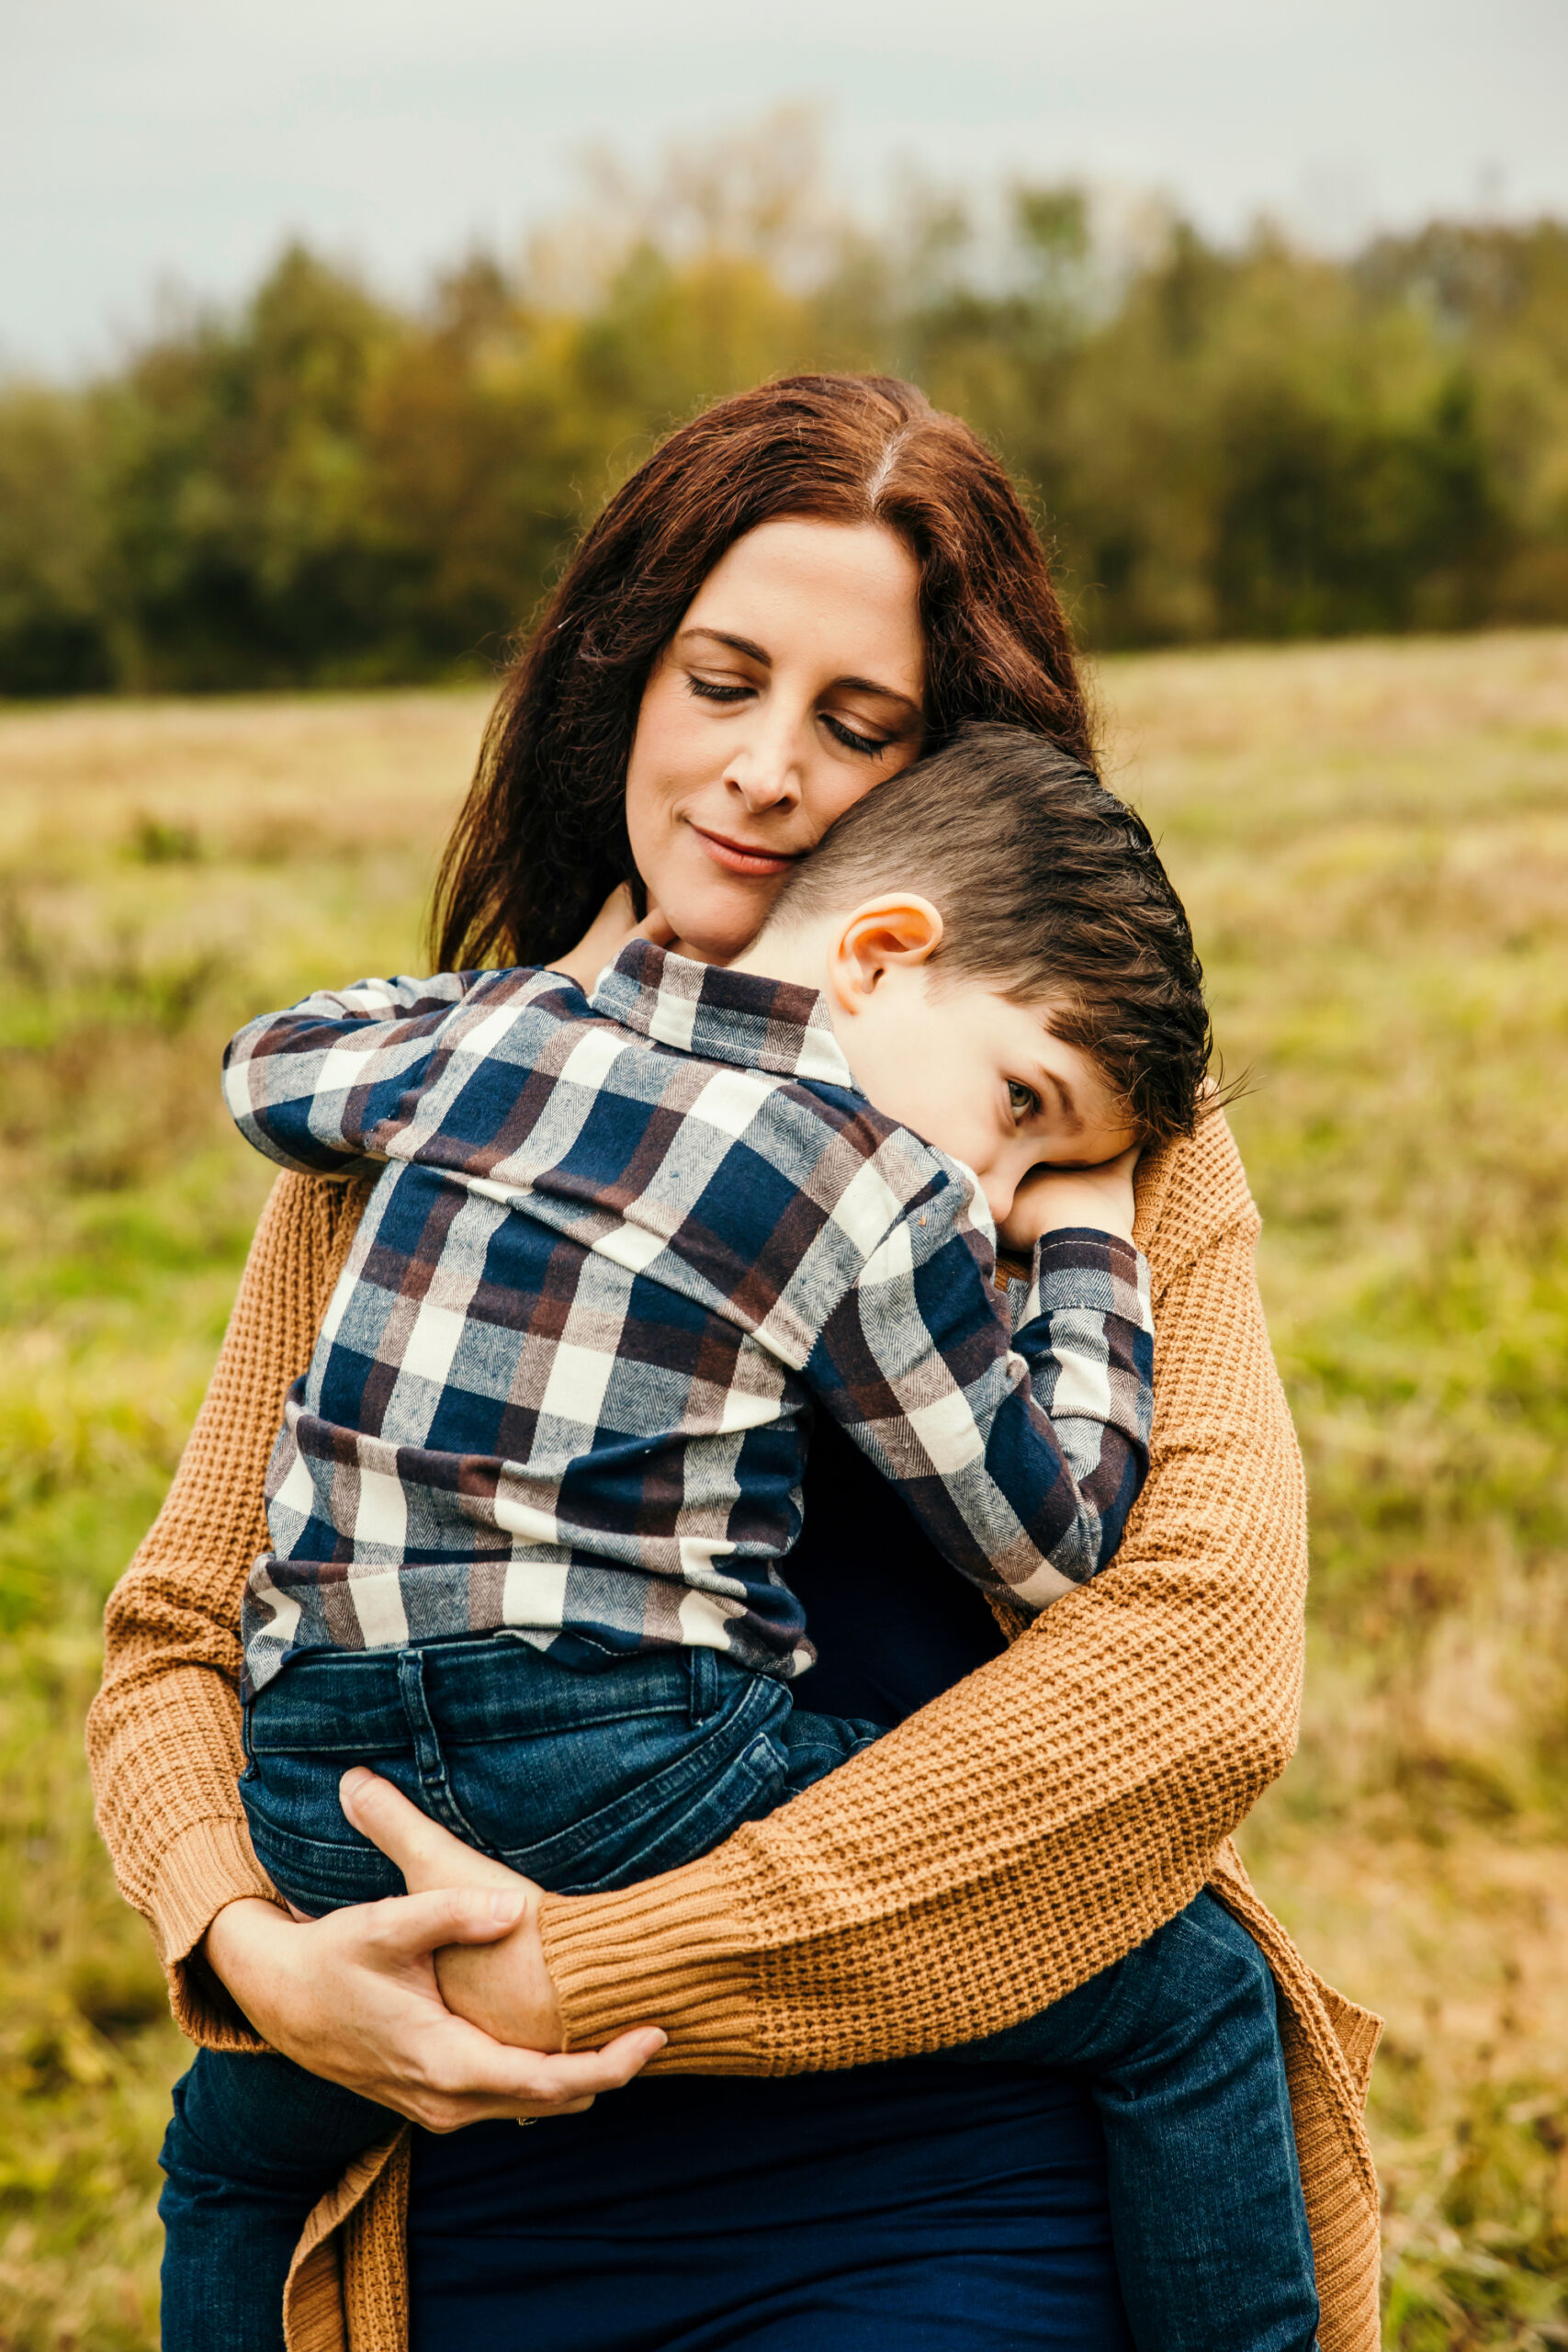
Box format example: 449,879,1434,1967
87,1170,365,2026
85,1169,661,2120
513,1111,1307,2071
195,1892,661,2130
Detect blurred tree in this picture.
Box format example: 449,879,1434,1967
1357,220,1568,621
0,384,112,694
95,246,405,688
2,149,1566,696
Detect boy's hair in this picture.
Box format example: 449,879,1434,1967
767,723,1213,1147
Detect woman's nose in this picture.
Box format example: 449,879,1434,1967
723,711,803,814
726,761,799,816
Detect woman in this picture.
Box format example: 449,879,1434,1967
88,375,1382,2351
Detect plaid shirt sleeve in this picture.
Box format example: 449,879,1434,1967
221,970,537,1176
807,1178,1155,1614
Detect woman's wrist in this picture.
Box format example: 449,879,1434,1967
198,1894,295,2039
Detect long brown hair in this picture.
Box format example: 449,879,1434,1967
430,373,1096,971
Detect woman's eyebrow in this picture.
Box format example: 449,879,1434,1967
837,673,924,718
680,627,771,664
678,628,921,716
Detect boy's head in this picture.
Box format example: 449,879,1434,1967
736,724,1212,1219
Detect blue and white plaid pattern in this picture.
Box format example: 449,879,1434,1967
224,944,1155,1697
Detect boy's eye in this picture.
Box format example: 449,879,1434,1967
1008,1080,1040,1121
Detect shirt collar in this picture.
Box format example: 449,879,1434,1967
590,939,855,1090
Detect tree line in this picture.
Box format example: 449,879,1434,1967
3,152,1566,695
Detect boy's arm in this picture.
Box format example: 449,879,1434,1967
1002,1223,1155,1552
220,968,541,1178
805,1177,1153,1613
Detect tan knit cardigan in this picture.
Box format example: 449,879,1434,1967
88,1113,1383,2352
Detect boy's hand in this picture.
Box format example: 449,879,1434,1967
998,1142,1141,1251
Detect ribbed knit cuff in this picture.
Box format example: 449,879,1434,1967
536,1857,765,2073
149,1813,288,2050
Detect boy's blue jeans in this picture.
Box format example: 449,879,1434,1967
160,1637,1319,2352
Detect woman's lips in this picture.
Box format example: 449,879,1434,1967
687,823,802,877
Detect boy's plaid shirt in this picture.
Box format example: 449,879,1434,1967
223,942,1155,1698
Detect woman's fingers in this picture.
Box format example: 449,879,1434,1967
378,2019,662,2132
341,1773,575,2052
362,1883,527,1957
398,1998,667,2132
341,1766,525,1895
446,2028,667,2109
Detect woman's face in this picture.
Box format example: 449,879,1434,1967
625,517,926,964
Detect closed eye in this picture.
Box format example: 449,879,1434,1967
687,676,752,707
823,713,894,758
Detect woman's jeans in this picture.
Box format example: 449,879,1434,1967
159,1637,1320,2352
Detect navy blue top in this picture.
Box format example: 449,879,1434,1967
408,1419,1132,2351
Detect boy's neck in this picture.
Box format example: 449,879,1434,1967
727,921,833,1001
728,918,879,1102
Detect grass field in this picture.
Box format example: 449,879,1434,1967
1,635,1565,2347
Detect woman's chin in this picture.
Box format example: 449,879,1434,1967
668,933,749,968
662,895,776,967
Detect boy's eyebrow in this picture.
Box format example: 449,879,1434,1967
1035,1064,1083,1131
677,628,922,718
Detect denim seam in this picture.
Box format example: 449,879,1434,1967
396,1651,491,1850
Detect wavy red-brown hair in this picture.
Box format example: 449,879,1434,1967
431,373,1095,970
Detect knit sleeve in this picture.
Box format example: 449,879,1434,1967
537,1113,1310,2074
85,1169,372,2046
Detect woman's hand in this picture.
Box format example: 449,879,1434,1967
336,1769,605,2054
998,1142,1141,1253
200,1871,663,2134
548,884,675,993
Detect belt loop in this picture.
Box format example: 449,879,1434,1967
689,1645,719,1726
394,1649,486,1850
397,1651,446,1799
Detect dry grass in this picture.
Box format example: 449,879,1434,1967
1105,635,1568,2346
1,638,1565,2346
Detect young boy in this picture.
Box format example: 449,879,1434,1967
162,728,1318,2351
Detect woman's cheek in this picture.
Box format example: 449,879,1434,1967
625,766,695,932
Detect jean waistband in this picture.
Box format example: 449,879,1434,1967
243,1634,732,1754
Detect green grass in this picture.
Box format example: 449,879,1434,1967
2,642,1566,2346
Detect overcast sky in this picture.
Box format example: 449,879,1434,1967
4,0,1565,375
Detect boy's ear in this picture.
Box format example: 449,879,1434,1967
828,895,945,1014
